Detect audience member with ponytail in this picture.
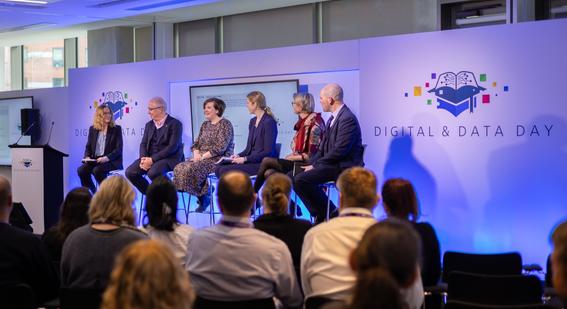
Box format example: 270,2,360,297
349,219,424,309
216,90,278,177
253,173,312,284
381,178,441,286
144,176,193,267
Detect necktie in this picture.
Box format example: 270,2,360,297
326,115,334,130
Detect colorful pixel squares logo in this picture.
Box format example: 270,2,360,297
404,71,510,117
90,91,139,120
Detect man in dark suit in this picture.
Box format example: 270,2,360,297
291,83,364,224
126,97,183,194
0,176,59,305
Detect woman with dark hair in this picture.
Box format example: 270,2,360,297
77,104,123,194
253,173,312,284
215,91,278,178
145,176,193,267
42,187,92,263
173,97,234,212
349,220,424,309
381,178,441,287
253,92,325,193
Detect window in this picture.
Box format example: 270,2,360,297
0,47,10,91
52,48,64,68
78,35,88,68
23,39,64,89
52,77,64,87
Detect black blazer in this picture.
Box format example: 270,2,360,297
139,115,183,163
238,113,278,163
84,125,123,169
309,105,363,169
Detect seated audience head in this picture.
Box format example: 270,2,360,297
147,96,167,121
336,167,379,211
217,171,256,216
319,83,344,112
292,92,315,114
381,178,419,222
203,97,226,119
261,173,292,214
93,104,115,130
0,176,12,220
89,175,136,226
350,219,422,309
145,176,179,231
552,220,567,300
102,240,194,309
56,187,92,239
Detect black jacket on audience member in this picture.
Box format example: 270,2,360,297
0,223,59,304
412,222,441,286
254,213,312,285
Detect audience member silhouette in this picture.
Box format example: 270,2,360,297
381,178,441,286
101,240,194,309
144,176,193,267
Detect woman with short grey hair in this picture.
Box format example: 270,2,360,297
253,92,325,205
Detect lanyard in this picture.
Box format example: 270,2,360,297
219,220,252,228
339,212,374,218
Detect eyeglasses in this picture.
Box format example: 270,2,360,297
148,106,163,111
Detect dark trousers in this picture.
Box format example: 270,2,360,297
289,165,340,223
125,159,176,194
215,162,262,177
254,158,298,192
77,161,115,193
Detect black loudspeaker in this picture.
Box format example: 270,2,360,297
9,202,33,233
20,108,40,143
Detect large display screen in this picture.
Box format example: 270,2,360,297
0,96,33,165
189,80,299,157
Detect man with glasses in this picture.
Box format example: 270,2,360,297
126,96,183,194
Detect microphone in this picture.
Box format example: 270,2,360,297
45,121,55,146
13,121,37,146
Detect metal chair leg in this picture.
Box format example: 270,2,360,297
139,194,145,226
326,186,331,222
208,175,215,226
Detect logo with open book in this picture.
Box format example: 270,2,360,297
20,158,32,168
404,71,509,117
90,91,139,121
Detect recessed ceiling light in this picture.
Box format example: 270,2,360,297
4,0,48,4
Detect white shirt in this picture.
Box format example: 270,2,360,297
185,215,303,307
300,207,376,301
145,224,193,267
153,114,168,129
329,104,345,128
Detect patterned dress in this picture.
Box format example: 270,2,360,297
173,118,234,196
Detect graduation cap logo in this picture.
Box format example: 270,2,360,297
404,71,509,117
428,71,485,117
90,91,139,120
20,158,33,168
